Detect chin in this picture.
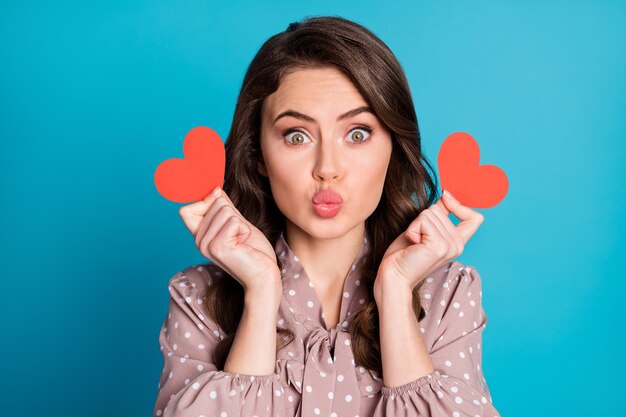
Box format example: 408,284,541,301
293,210,365,241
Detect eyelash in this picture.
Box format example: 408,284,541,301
281,125,374,146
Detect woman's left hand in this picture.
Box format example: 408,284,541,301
373,190,485,300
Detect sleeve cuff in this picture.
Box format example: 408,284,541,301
217,370,281,385
380,369,440,398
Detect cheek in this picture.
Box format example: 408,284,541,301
351,148,391,209
264,157,303,198
355,148,390,184
267,166,307,220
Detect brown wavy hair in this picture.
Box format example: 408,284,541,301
204,15,439,377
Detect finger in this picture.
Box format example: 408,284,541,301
403,215,449,276
441,189,484,244
421,209,457,258
215,216,257,286
193,190,244,240
191,195,228,240
195,186,225,215
179,186,223,234
214,188,247,220
406,213,446,250
218,190,244,218
195,199,240,249
428,204,464,253
202,216,251,280
441,189,479,222
196,200,234,247
432,197,450,216
419,209,448,241
201,214,249,259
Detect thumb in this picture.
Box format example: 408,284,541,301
441,189,472,219
442,188,485,243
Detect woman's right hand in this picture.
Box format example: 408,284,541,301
178,186,282,294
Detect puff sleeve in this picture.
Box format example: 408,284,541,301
371,263,501,417
153,266,287,417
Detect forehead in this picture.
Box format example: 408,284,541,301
263,67,368,118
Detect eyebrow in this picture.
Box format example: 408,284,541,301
272,105,374,125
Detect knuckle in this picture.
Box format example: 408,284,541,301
207,239,221,258
197,233,208,252
201,247,212,262
218,201,234,215
226,214,240,225
417,213,430,225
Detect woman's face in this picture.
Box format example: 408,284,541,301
258,66,393,239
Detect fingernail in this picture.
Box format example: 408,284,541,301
443,189,457,201
211,186,221,196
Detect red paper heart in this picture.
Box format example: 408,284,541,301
437,132,508,208
154,126,225,203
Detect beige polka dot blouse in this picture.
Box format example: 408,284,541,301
154,230,502,416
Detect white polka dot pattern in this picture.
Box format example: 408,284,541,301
153,230,500,417
374,263,500,416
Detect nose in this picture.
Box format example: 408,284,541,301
312,133,343,182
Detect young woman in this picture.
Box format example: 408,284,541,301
154,16,501,417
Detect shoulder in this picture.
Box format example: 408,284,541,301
419,260,488,351
165,263,228,320
167,263,227,297
165,263,228,340
421,260,484,313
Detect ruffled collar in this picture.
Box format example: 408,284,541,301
274,229,372,335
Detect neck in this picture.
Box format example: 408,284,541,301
284,221,366,291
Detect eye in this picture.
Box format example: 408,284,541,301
348,126,373,144
282,125,374,146
283,129,311,146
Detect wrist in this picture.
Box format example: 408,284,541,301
374,274,414,308
244,281,282,311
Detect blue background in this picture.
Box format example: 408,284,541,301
1,1,624,416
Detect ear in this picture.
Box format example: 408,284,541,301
257,159,268,177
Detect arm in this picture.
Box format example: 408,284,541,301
375,273,435,387
371,262,501,417
224,283,282,375
153,267,286,417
